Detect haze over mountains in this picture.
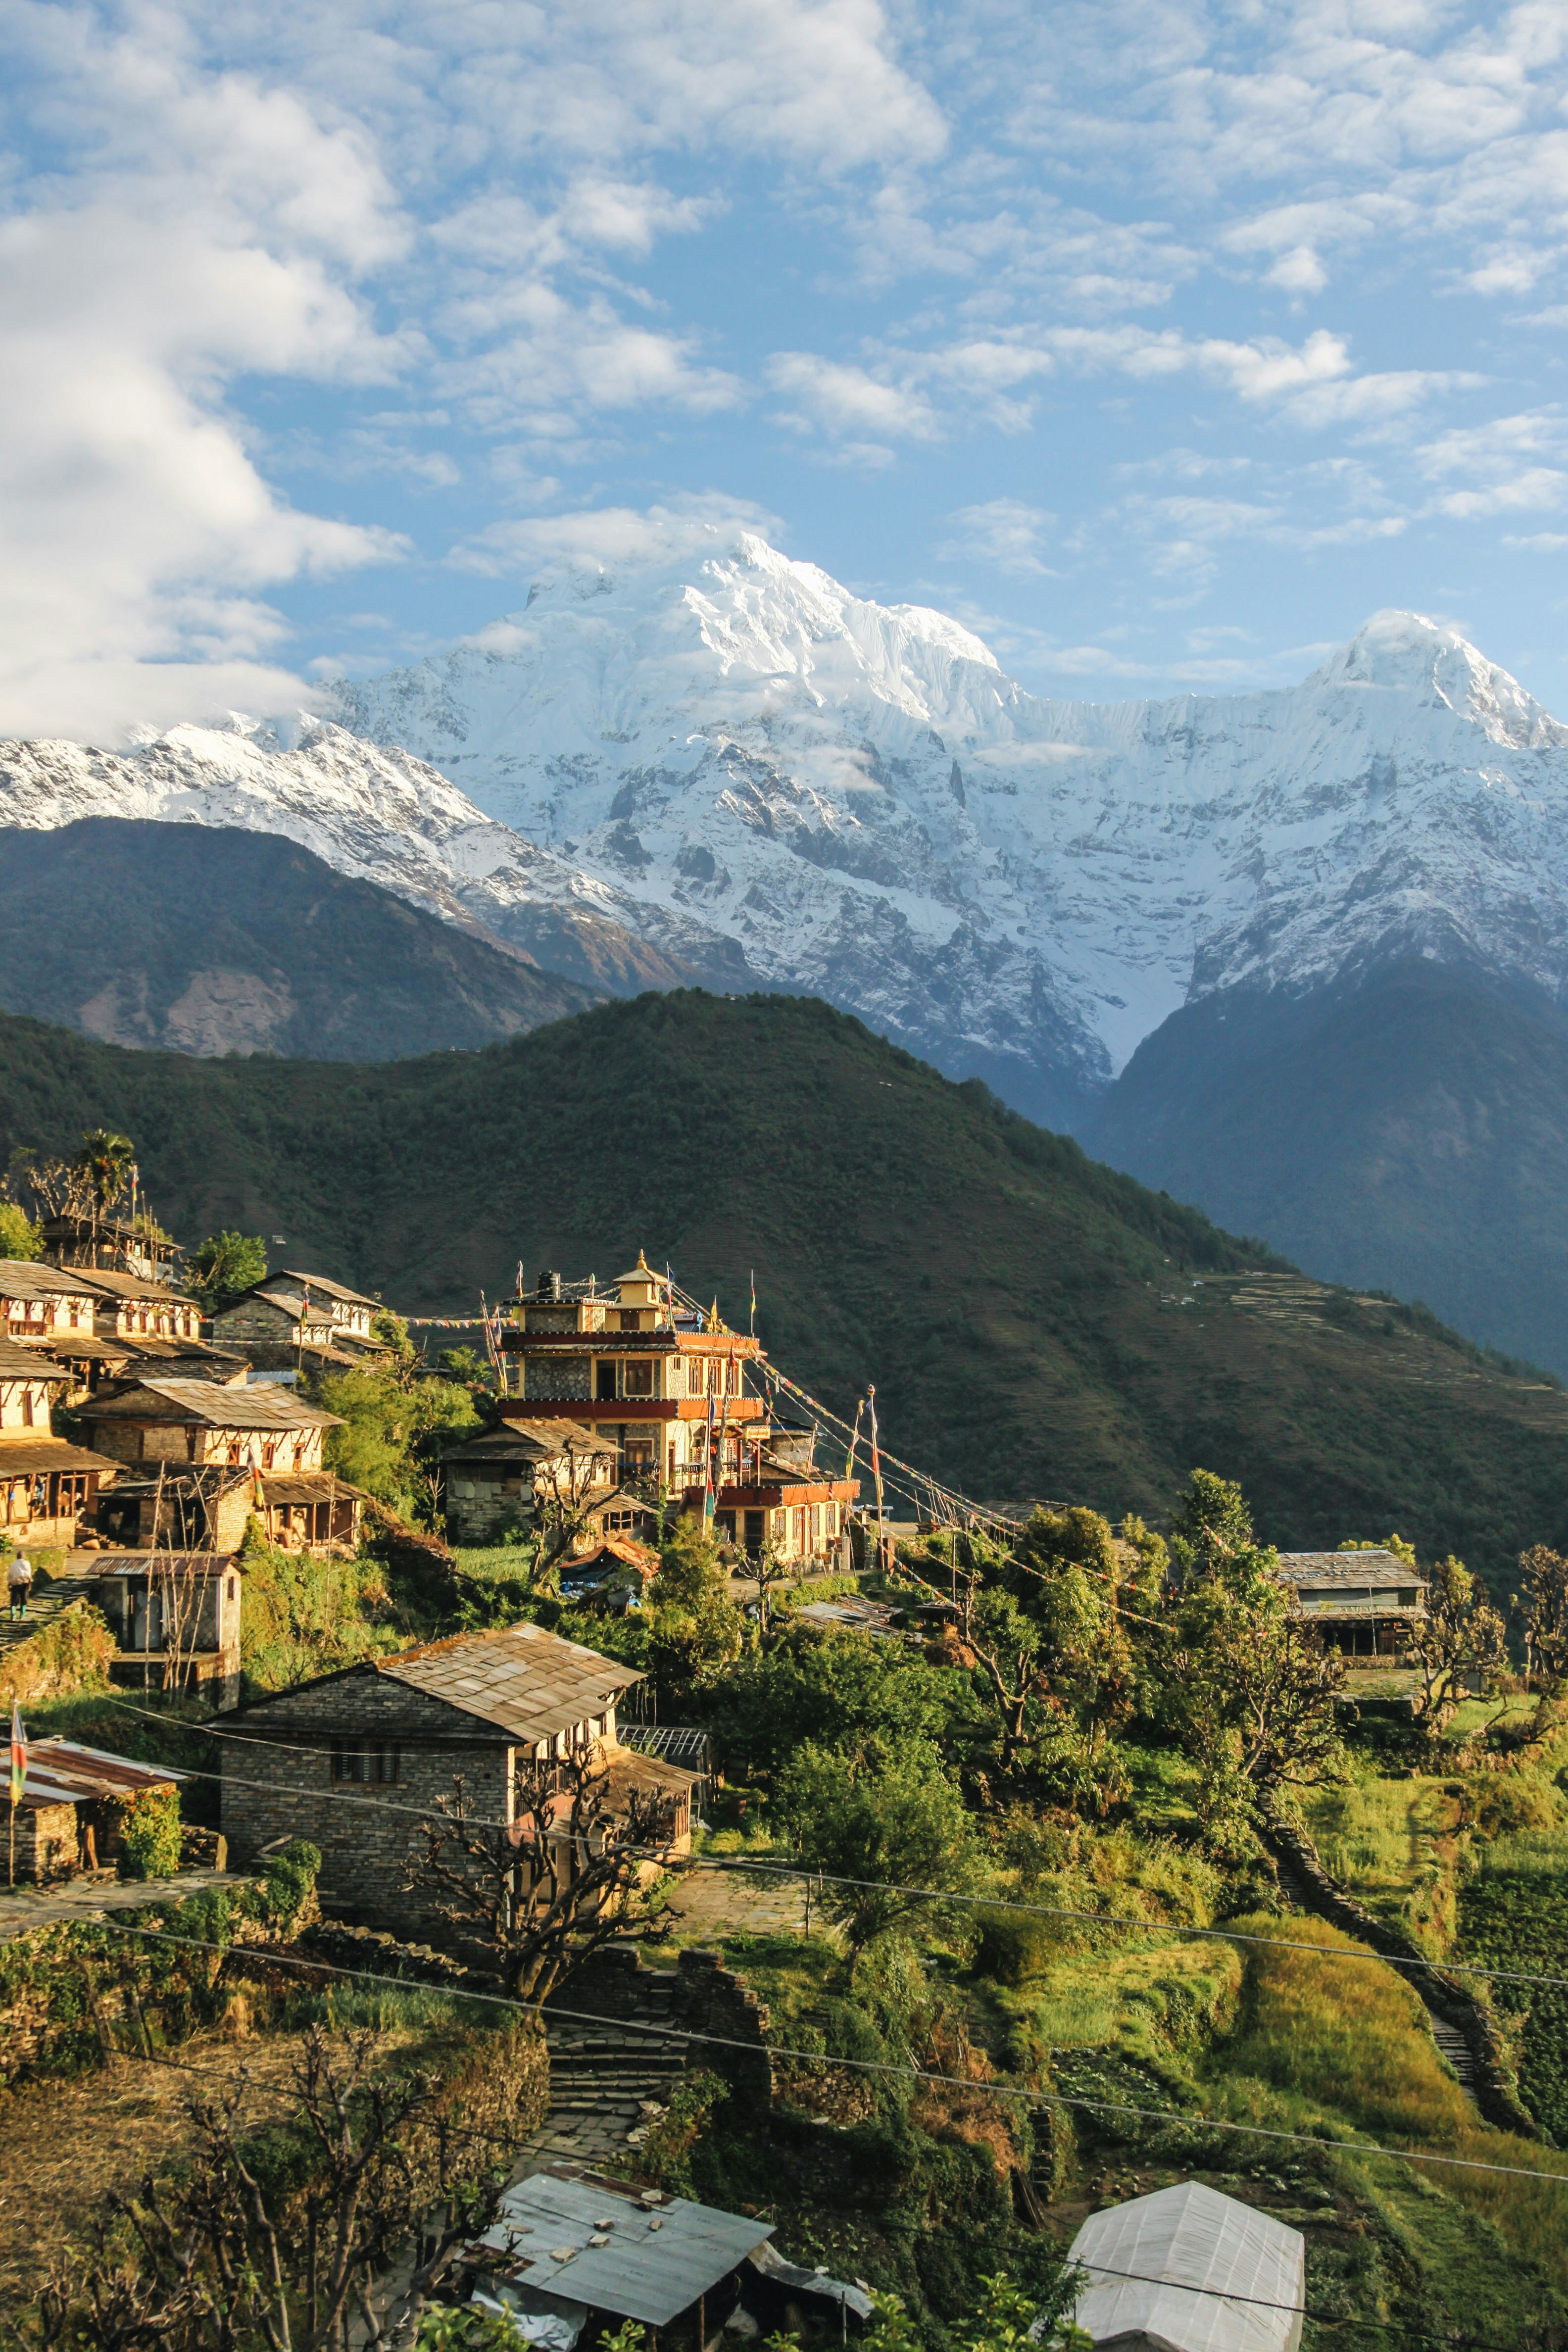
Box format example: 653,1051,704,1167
2,524,1566,1368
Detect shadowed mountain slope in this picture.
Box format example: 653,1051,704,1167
1083,957,1568,1379
0,819,596,1059
0,988,1562,1587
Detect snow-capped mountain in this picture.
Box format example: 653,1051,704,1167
5,526,1568,1125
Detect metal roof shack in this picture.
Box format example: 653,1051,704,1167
463,2168,773,2331
20,1738,185,1810
1062,2181,1304,2352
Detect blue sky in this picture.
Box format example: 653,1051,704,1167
3,0,1568,741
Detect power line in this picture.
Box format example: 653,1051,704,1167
65,1692,1568,1993
84,1918,1568,2189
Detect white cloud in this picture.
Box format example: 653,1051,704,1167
765,352,939,444
942,499,1059,574
448,494,786,578
0,20,410,741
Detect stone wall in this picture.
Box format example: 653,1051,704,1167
523,1359,592,1401
220,1671,513,1934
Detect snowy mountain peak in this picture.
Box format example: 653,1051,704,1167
6,539,1568,1127
1310,609,1568,752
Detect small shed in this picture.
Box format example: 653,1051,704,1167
1273,1550,1427,1659
1063,2181,1304,2352
462,2168,773,2346
442,1422,617,1548
10,1739,185,1884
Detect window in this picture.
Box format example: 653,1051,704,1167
618,1310,641,1332
595,1362,617,1402
331,1741,399,1784
261,1443,276,1470
227,1577,237,1602
623,1360,652,1397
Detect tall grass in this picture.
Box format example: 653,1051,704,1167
1208,1912,1568,2293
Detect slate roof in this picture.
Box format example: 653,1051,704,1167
1274,1550,1423,1592
444,1422,617,1466
75,1379,342,1430
374,1622,642,1740
0,1338,70,1381
0,1438,120,1475
0,1260,96,1297
279,1269,381,1310
261,1473,367,1506
470,2170,772,2327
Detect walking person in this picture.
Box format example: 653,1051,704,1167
7,1552,34,1621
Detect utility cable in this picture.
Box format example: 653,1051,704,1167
60,1690,1568,1992
83,1918,1568,2189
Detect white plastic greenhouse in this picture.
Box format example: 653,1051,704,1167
1062,2180,1305,2352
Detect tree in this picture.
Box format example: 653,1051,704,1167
1163,1474,1344,1850
187,1230,267,1311
407,1753,679,2003
75,1130,135,1263
317,1361,479,1528
775,1736,978,1963
0,1200,42,1261
1412,1554,1508,1728
1513,1545,1568,1689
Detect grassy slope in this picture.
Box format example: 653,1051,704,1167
2,988,1567,1581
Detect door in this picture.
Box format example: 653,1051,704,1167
131,1586,164,1651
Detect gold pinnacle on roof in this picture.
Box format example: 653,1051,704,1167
707,1297,722,1332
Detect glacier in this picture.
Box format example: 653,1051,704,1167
4,524,1568,1124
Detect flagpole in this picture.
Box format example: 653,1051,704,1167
868,1385,885,1574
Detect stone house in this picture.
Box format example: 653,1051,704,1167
1274,1550,1429,1659
496,1253,856,1565
441,1421,617,1547
74,1377,362,1553
220,1621,698,1931
212,1271,387,1372
0,1257,245,1397
0,1337,119,1543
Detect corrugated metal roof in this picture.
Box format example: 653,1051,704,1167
20,1738,184,1809
1067,2182,1304,2352
78,1379,342,1430
83,1551,240,1578
473,2172,772,2325
377,1623,641,1741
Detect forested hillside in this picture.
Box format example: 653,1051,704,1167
0,989,1564,1584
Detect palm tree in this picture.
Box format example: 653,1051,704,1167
74,1129,135,1266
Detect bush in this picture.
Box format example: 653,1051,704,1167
116,1787,182,1881
261,1838,322,1930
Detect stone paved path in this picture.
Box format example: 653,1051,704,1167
660,1856,811,1943
0,1866,243,1942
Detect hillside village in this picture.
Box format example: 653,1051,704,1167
1,1131,1568,2351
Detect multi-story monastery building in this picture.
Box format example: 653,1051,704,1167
496,1254,856,1567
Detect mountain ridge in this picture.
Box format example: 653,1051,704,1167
0,987,1561,1592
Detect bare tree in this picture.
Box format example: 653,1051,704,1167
408,1752,679,2004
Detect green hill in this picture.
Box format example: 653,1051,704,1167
1,988,1564,1586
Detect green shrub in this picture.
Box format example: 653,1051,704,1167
116,1787,182,1881
261,1838,321,1930
973,1907,1054,1987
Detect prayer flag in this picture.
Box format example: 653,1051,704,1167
8,1700,24,1808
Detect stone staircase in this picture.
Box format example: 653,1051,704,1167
0,1582,83,1671
526,1963,688,2169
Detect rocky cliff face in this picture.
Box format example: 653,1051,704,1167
5,529,1568,1127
